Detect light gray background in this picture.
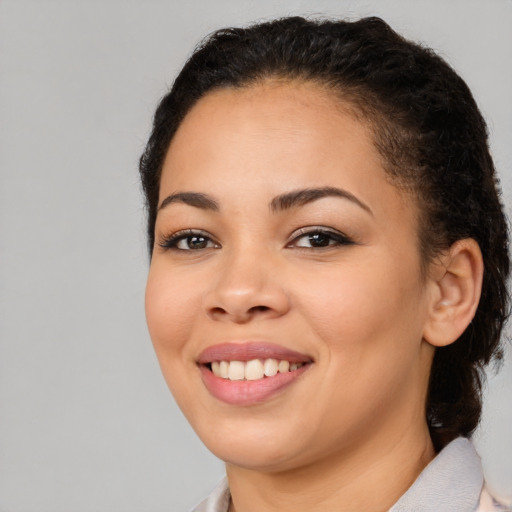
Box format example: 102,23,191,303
0,1,510,510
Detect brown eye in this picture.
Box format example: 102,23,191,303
182,236,209,250
307,233,331,247
290,228,354,249
158,230,219,251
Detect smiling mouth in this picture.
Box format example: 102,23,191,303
206,358,308,381
198,342,313,405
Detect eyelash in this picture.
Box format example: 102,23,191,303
287,227,355,249
158,229,219,251
157,227,355,252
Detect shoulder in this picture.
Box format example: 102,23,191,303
190,478,230,512
389,437,507,512
478,486,512,512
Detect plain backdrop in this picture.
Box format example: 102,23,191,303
0,1,511,510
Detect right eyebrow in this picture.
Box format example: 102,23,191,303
158,192,219,212
270,186,373,216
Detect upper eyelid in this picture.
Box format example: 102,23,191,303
288,226,350,238
161,226,346,239
158,228,219,247
166,228,212,237
286,226,355,248
157,225,354,249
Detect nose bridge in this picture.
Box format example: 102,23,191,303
203,239,288,322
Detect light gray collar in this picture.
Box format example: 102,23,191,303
390,437,483,512
193,437,484,512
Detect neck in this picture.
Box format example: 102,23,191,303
226,423,435,512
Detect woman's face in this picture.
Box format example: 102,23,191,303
145,82,437,471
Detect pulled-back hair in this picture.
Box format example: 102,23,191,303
139,16,510,450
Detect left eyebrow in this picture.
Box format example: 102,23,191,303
270,187,373,215
158,192,220,212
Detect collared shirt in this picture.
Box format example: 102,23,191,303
191,438,511,511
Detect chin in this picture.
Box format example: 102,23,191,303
193,416,309,471
213,443,300,473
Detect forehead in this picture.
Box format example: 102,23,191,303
169,80,363,145
164,82,374,183
160,81,414,221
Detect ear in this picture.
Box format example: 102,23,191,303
423,239,483,347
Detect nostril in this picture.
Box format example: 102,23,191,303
204,284,290,322
208,304,272,322
210,306,228,316
249,305,271,314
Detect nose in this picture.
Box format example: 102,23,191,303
202,248,290,324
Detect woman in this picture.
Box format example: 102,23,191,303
140,16,510,511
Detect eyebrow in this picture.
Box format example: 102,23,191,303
270,186,373,215
158,192,219,212
157,186,372,215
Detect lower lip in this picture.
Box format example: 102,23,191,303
199,364,311,406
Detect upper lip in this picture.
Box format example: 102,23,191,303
197,342,313,364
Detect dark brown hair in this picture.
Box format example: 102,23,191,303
139,16,510,450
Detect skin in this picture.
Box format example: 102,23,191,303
145,81,480,511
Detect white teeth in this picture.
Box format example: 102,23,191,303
228,361,245,381
278,360,290,373
219,361,229,379
263,358,278,377
210,358,306,381
245,359,264,380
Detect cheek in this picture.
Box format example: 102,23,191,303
294,260,429,427
144,264,200,356
145,265,204,416
294,256,426,355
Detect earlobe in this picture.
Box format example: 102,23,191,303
423,239,483,347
